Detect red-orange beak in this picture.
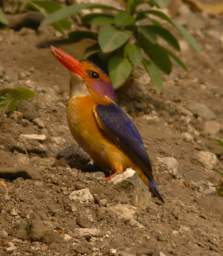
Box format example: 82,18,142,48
50,46,85,78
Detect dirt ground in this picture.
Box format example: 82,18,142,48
0,3,223,256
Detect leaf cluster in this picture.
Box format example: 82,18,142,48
2,0,202,91
0,87,35,114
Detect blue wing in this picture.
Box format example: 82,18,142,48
94,103,164,203
94,103,153,179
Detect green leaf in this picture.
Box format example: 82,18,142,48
0,87,35,100
82,13,114,26
138,27,157,43
174,23,202,52
68,31,97,42
0,7,8,25
143,59,163,92
147,9,173,24
30,0,71,32
114,11,135,27
127,0,141,14
108,55,132,88
44,3,117,25
139,33,172,74
217,139,223,148
98,25,132,53
124,43,143,66
147,10,202,52
140,25,180,50
0,87,35,113
166,49,187,70
135,11,147,21
30,0,61,13
83,44,100,59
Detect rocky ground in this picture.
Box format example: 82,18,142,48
0,2,223,256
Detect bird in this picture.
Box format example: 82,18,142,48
50,46,164,203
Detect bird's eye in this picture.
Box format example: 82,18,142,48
88,70,99,79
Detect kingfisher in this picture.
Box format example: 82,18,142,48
51,46,164,203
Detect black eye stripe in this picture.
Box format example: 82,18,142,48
88,70,99,79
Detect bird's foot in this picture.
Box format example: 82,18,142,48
105,171,126,181
105,173,118,181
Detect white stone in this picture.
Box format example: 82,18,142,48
75,228,100,237
109,204,136,220
196,151,218,170
6,242,17,252
20,134,46,141
172,230,179,236
108,204,144,228
181,132,193,142
110,168,136,184
69,188,94,204
110,248,117,254
143,114,160,123
10,208,18,216
179,225,191,233
33,118,45,128
75,0,122,8
196,180,216,194
157,157,180,178
64,234,72,241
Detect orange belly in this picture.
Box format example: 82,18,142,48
67,96,136,173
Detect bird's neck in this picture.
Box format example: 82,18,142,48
69,74,112,105
69,75,89,98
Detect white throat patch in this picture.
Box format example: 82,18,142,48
69,74,89,98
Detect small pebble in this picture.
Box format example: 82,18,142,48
157,157,180,178
6,242,17,252
33,118,45,128
64,234,72,241
182,132,193,142
10,208,18,216
69,188,94,204
196,151,218,169
75,228,100,238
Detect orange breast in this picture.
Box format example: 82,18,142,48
66,96,135,172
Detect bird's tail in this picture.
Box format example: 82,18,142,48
149,180,164,203
136,167,164,203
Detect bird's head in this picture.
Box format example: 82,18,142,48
51,46,115,103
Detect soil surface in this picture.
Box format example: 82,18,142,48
0,3,223,256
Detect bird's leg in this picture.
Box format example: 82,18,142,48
0,180,8,191
0,180,9,198
105,163,124,181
